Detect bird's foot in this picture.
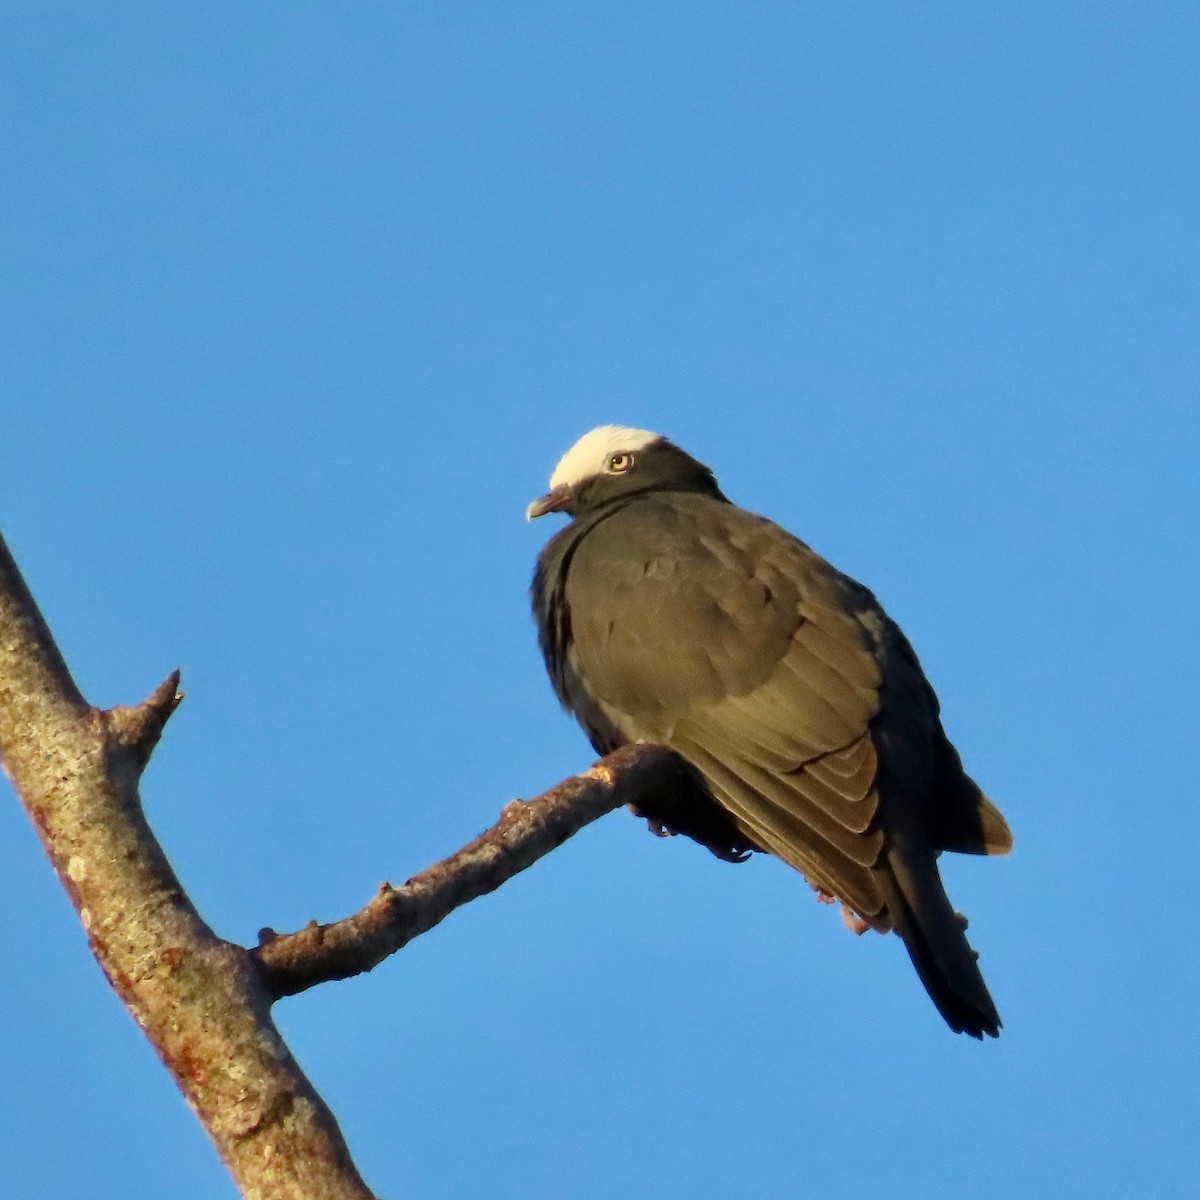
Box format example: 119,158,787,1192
626,800,754,861
954,910,969,931
841,906,871,936
811,885,837,905
627,803,674,838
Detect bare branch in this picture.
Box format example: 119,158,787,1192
0,527,700,1196
254,742,689,997
104,668,185,767
0,532,376,1200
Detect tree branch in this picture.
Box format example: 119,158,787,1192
0,528,695,1197
253,742,689,998
0,532,376,1200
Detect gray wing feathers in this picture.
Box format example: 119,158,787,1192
671,737,886,921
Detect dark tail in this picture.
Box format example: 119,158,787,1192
878,850,1002,1039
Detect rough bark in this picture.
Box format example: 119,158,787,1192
255,742,690,997
0,533,376,1200
0,529,688,1198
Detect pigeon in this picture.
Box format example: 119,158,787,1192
529,425,1012,1037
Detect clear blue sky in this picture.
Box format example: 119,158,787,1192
2,5,1196,1198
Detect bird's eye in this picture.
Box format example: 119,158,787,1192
607,452,634,473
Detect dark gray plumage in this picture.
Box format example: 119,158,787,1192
528,426,1012,1037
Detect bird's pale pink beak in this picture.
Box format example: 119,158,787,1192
526,485,573,520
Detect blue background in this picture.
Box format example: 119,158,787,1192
2,5,1196,1197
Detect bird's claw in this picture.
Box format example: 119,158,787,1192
841,906,871,936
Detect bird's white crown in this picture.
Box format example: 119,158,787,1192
548,425,662,488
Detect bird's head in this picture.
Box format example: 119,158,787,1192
527,425,723,520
